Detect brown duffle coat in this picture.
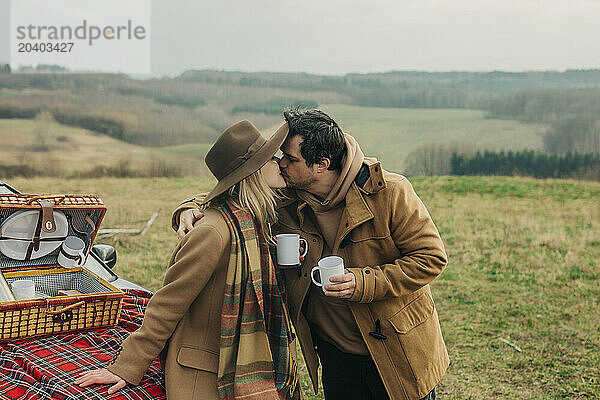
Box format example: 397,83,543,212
173,159,449,400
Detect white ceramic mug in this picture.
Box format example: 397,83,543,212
311,256,345,291
57,236,85,268
11,279,35,300
276,234,308,266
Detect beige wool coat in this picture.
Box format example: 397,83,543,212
108,209,231,399
174,159,449,400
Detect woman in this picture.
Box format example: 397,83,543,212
76,120,300,400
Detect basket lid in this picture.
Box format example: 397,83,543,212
0,210,69,260
0,194,106,270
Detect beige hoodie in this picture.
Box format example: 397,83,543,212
299,134,369,355
296,134,364,251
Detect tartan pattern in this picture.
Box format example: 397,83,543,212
216,199,299,400
0,289,165,400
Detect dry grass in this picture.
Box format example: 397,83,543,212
6,176,599,399
0,117,209,177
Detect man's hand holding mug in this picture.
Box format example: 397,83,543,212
179,209,354,297
311,256,356,299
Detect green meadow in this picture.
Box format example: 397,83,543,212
320,105,547,172
9,175,599,399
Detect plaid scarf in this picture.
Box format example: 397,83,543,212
216,198,299,400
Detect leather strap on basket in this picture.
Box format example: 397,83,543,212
59,246,83,265
0,234,67,244
85,214,96,233
0,195,80,260
24,209,44,261
38,200,57,233
69,214,96,237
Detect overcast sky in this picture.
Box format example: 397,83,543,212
2,0,600,76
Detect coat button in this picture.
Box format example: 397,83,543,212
365,270,370,274
345,222,349,227
304,273,307,277
378,181,383,186
312,238,317,242
374,167,379,172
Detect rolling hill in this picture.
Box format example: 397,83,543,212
0,105,548,177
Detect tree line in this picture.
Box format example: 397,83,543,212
450,150,600,181
4,68,600,112
182,69,600,109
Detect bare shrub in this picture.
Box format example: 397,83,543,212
146,157,183,177
0,99,39,118
30,111,56,152
109,159,136,178
572,165,600,181
0,152,63,178
26,153,62,177
74,159,137,178
404,140,478,176
71,158,183,178
73,165,109,179
0,163,39,178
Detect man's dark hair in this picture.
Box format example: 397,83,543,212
283,108,347,170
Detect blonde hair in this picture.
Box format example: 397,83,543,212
224,167,279,240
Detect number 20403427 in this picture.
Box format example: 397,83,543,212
18,42,74,52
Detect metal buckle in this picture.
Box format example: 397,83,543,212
53,310,74,324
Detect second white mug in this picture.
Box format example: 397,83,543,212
311,256,345,291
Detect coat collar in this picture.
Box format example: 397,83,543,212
291,158,387,250
359,157,386,195
331,182,374,250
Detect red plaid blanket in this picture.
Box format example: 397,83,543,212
0,289,165,400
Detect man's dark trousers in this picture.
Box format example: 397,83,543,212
316,339,437,400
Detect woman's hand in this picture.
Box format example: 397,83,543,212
75,368,127,394
299,240,306,262
177,208,204,239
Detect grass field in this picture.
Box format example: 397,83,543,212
320,105,548,172
8,175,599,399
157,143,213,164
135,105,551,175
0,118,208,177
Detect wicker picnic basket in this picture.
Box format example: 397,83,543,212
0,194,125,342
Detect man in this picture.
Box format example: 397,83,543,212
173,109,449,400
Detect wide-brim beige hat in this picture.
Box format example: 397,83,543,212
202,120,288,205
